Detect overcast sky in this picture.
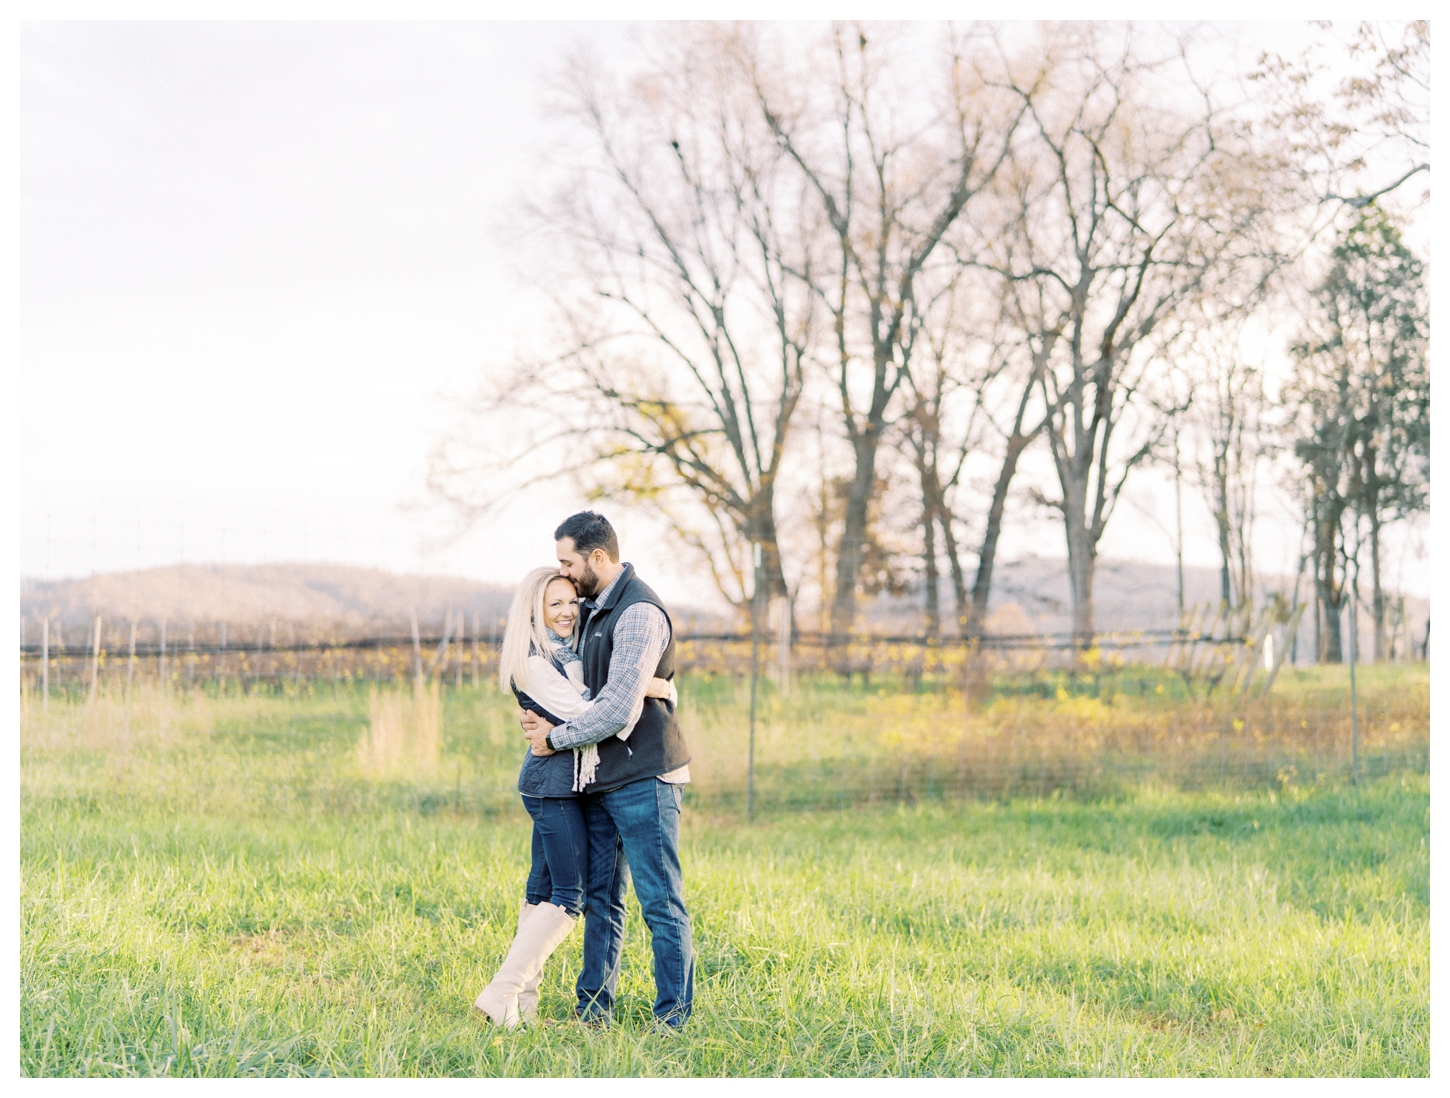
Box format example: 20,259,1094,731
18,20,1430,607
20,21,622,584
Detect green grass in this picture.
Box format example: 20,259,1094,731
20,674,1429,1077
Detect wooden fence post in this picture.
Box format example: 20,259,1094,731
456,607,464,689
472,610,480,689
88,616,103,704
1235,603,1275,700
159,620,168,694
426,609,453,683
1260,603,1305,698
255,622,266,690
41,619,49,714
411,609,423,686
127,621,137,704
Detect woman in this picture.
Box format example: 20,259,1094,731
473,567,673,1027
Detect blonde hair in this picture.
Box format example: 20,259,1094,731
498,568,579,693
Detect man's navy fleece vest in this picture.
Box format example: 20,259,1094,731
580,565,690,791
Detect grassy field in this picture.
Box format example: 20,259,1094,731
20,667,1429,1076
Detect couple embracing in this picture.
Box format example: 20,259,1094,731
473,511,694,1031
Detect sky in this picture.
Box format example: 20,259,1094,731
17,19,1430,609
20,21,628,586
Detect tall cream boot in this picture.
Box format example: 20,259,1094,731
514,902,543,1022
473,902,575,1029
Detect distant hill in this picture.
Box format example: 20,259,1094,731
853,553,1427,660
869,554,1272,635
18,556,1425,658
18,561,732,639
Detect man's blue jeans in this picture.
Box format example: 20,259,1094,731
576,777,694,1026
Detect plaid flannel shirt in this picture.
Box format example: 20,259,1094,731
547,568,670,752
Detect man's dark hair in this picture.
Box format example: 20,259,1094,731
554,511,620,562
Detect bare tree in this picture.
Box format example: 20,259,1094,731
1184,319,1268,611
960,322,1054,640
984,25,1285,647
894,304,1068,645
893,270,1002,638
431,28,819,611
897,354,956,639
899,293,1055,642
741,23,1027,641
1253,20,1429,212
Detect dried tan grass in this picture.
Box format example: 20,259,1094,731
357,681,441,778
20,683,214,753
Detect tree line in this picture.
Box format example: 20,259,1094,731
430,21,1428,661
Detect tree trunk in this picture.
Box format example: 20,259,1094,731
1173,439,1185,614
940,512,968,636
1065,514,1097,649
1214,461,1232,606
1055,426,1099,650
1217,522,1233,607
1369,511,1385,662
1314,499,1345,664
922,507,940,639
813,456,833,635
753,492,789,603
1319,580,1344,663
968,431,1035,639
1311,498,1324,661
917,450,967,635
830,429,882,640
909,419,946,641
1308,473,1350,664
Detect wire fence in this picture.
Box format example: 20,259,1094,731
19,605,1427,808
17,667,1428,816
17,612,1416,700
682,679,1429,811
9,627,1264,698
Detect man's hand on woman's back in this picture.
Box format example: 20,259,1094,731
520,708,558,756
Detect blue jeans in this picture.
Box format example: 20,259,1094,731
521,795,588,918
576,778,694,1026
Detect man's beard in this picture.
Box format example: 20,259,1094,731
576,560,600,598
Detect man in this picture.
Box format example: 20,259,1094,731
518,511,695,1029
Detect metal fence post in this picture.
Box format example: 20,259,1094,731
1349,593,1359,786
748,541,762,821
41,619,49,713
